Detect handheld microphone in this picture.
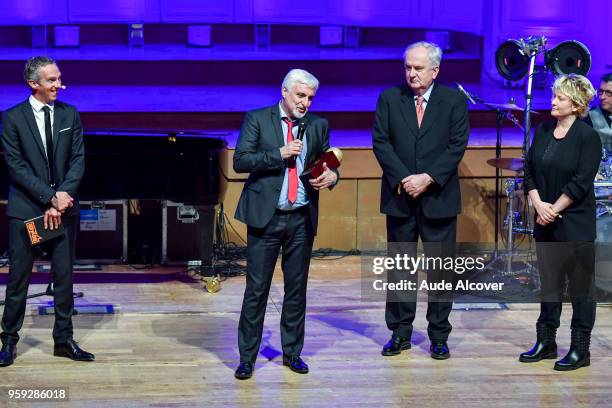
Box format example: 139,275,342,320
456,82,476,105
296,120,308,141
288,120,307,167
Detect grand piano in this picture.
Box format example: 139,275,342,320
0,129,228,263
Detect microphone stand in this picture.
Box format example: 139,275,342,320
521,51,538,238
465,90,513,252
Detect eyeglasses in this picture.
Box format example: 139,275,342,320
598,89,612,98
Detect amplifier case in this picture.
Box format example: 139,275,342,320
76,200,128,263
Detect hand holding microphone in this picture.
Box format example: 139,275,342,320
280,140,303,160
281,120,308,163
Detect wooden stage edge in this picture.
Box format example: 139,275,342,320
0,259,610,407
220,145,525,249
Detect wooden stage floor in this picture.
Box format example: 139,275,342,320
0,257,610,407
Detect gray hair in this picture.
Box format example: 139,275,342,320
24,56,56,82
403,41,443,68
282,69,319,92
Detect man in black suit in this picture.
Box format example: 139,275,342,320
372,42,469,360
233,69,338,379
0,57,94,367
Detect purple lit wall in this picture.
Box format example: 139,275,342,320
482,0,610,81
0,0,608,80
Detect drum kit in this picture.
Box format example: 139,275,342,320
595,148,612,243
486,154,532,251
486,147,612,245
486,35,595,249
476,36,612,300
486,153,612,300
478,98,534,252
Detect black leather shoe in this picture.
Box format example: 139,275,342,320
0,344,16,367
382,335,411,356
519,324,558,363
283,355,309,374
53,339,95,361
430,340,450,360
234,362,254,380
554,330,591,371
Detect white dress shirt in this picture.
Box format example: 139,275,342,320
28,95,54,157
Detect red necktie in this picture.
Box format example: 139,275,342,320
283,118,298,205
416,96,424,128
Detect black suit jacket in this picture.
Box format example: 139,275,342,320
1,99,85,220
524,120,601,241
372,84,470,219
233,104,335,234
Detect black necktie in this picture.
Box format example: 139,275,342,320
42,106,55,186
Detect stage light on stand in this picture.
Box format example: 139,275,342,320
495,39,530,82
545,40,591,76
495,37,591,81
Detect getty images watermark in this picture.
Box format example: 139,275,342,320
370,252,505,292
360,243,612,303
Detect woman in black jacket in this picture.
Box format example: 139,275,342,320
520,74,599,371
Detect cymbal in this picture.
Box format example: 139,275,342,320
486,102,525,111
487,157,524,171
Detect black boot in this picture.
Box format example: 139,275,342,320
519,323,557,363
554,329,591,371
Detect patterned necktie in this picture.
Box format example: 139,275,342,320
416,96,424,128
283,118,298,205
42,106,55,186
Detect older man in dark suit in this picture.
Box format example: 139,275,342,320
0,56,94,367
373,42,470,360
233,69,338,379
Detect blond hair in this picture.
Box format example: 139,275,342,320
552,74,595,118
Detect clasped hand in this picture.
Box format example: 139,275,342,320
401,173,433,198
534,201,560,226
45,191,74,230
